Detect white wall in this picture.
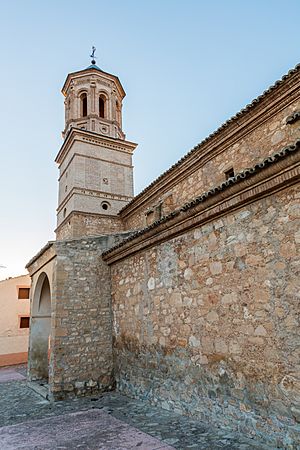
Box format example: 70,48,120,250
0,274,31,363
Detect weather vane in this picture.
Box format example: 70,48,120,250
90,46,96,65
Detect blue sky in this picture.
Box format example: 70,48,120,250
0,0,299,279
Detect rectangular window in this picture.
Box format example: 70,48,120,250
20,317,30,329
225,168,235,180
18,287,30,299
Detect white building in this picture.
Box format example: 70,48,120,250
0,274,31,366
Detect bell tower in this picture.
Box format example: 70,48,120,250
55,51,137,240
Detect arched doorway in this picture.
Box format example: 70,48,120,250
28,272,51,381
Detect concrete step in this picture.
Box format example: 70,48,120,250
27,381,49,400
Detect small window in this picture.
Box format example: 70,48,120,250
99,96,105,118
225,168,235,180
80,93,87,117
20,317,30,328
101,201,110,211
63,208,66,218
18,287,30,299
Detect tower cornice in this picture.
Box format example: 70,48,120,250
55,128,138,165
62,67,126,98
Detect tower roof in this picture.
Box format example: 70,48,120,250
62,64,126,98
85,63,103,71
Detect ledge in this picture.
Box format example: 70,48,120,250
55,128,137,165
103,140,300,264
25,241,55,269
62,66,126,98
54,210,122,234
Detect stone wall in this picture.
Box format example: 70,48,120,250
121,68,300,230
26,243,55,277
56,212,123,240
49,233,131,400
27,233,132,400
109,183,300,447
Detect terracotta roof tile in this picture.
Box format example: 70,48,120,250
120,63,300,215
286,110,300,125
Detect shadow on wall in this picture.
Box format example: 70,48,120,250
28,272,51,381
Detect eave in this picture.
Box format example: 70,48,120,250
55,128,138,165
103,139,300,264
62,67,126,98
119,63,300,220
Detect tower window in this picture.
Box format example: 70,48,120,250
99,96,105,118
80,93,87,117
101,201,110,211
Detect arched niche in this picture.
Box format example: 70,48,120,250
99,95,106,118
79,92,87,117
28,272,52,382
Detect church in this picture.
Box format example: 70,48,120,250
26,56,300,447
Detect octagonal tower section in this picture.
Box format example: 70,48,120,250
55,63,137,240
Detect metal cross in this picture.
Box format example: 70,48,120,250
90,46,96,64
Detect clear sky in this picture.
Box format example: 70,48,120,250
0,0,299,280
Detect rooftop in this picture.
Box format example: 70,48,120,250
119,62,300,216
85,63,102,71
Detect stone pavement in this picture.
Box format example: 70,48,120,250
0,365,26,383
0,365,273,449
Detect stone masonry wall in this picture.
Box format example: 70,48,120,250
48,233,131,400
56,212,123,240
122,93,300,230
111,185,300,447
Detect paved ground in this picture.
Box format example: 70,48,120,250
0,365,271,449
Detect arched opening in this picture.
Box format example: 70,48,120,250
101,201,110,211
80,93,87,117
28,273,51,382
99,95,105,118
